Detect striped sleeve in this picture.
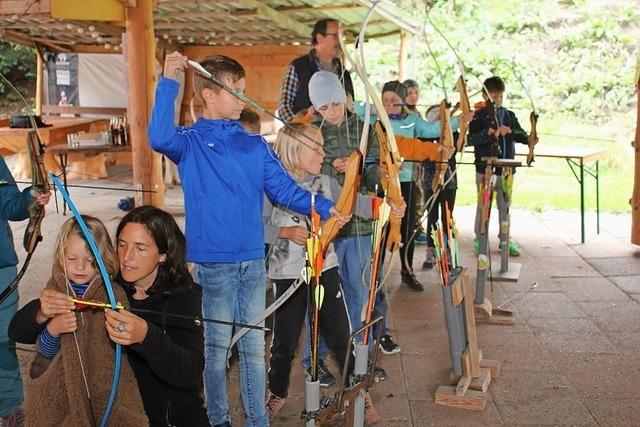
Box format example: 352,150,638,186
38,327,61,359
277,64,299,123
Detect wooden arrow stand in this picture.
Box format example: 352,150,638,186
474,157,519,326
474,298,516,325
435,269,501,411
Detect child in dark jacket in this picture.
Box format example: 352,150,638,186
0,155,50,425
147,51,345,427
468,76,535,256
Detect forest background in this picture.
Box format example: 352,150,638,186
1,0,638,213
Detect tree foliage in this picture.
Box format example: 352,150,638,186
0,42,36,107
358,0,639,124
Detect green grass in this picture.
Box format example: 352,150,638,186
453,111,635,213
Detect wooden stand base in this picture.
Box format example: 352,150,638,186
474,298,516,325
435,269,502,411
490,262,521,282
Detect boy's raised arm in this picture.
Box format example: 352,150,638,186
147,77,188,164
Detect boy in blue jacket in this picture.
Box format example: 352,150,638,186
0,155,50,425
148,52,344,427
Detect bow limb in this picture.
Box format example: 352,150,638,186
527,112,538,166
455,76,472,152
347,1,404,252
373,123,403,251
0,72,49,304
509,59,539,166
50,174,121,427
430,100,455,193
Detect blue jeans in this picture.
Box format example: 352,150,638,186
334,236,372,343
0,266,22,417
196,260,269,427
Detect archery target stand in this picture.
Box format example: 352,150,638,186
474,157,520,325
435,268,501,411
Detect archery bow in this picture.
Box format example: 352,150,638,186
345,11,404,253
0,72,49,305
430,100,455,193
50,174,120,427
509,59,539,166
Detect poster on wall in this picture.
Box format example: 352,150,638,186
46,52,79,107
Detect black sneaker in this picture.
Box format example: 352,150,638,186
379,334,401,355
306,359,337,387
401,270,424,292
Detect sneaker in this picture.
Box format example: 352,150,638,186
0,407,25,427
401,270,424,292
422,247,435,270
379,334,401,355
508,240,521,256
364,392,381,425
265,391,285,422
472,238,480,255
306,359,337,387
415,232,427,244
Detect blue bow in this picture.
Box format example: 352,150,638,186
50,174,121,427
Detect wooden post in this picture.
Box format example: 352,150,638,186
632,70,640,244
35,50,43,116
125,0,164,206
398,30,407,82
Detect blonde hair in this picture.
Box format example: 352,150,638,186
53,215,119,280
273,123,322,178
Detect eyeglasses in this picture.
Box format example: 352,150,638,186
323,32,339,37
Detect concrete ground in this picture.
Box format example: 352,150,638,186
8,168,640,426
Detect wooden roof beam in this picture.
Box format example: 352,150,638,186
235,0,311,38
276,3,363,14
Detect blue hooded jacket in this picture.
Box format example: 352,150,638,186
148,77,333,263
0,156,33,269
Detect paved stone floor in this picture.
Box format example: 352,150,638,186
9,174,640,426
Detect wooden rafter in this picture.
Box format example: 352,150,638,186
236,0,311,38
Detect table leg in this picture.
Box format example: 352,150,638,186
580,159,585,244
596,161,600,234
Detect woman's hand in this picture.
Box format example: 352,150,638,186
37,288,74,324
279,226,309,245
104,309,148,346
45,312,77,336
163,51,188,80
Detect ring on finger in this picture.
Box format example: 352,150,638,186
117,322,126,333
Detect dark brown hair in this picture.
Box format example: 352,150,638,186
311,18,338,45
194,55,245,101
483,76,505,95
115,206,195,295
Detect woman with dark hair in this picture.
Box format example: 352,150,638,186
104,205,209,427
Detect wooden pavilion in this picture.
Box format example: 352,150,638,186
0,0,418,206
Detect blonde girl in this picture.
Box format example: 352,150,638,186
9,216,147,426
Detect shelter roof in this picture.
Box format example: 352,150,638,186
0,0,419,52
